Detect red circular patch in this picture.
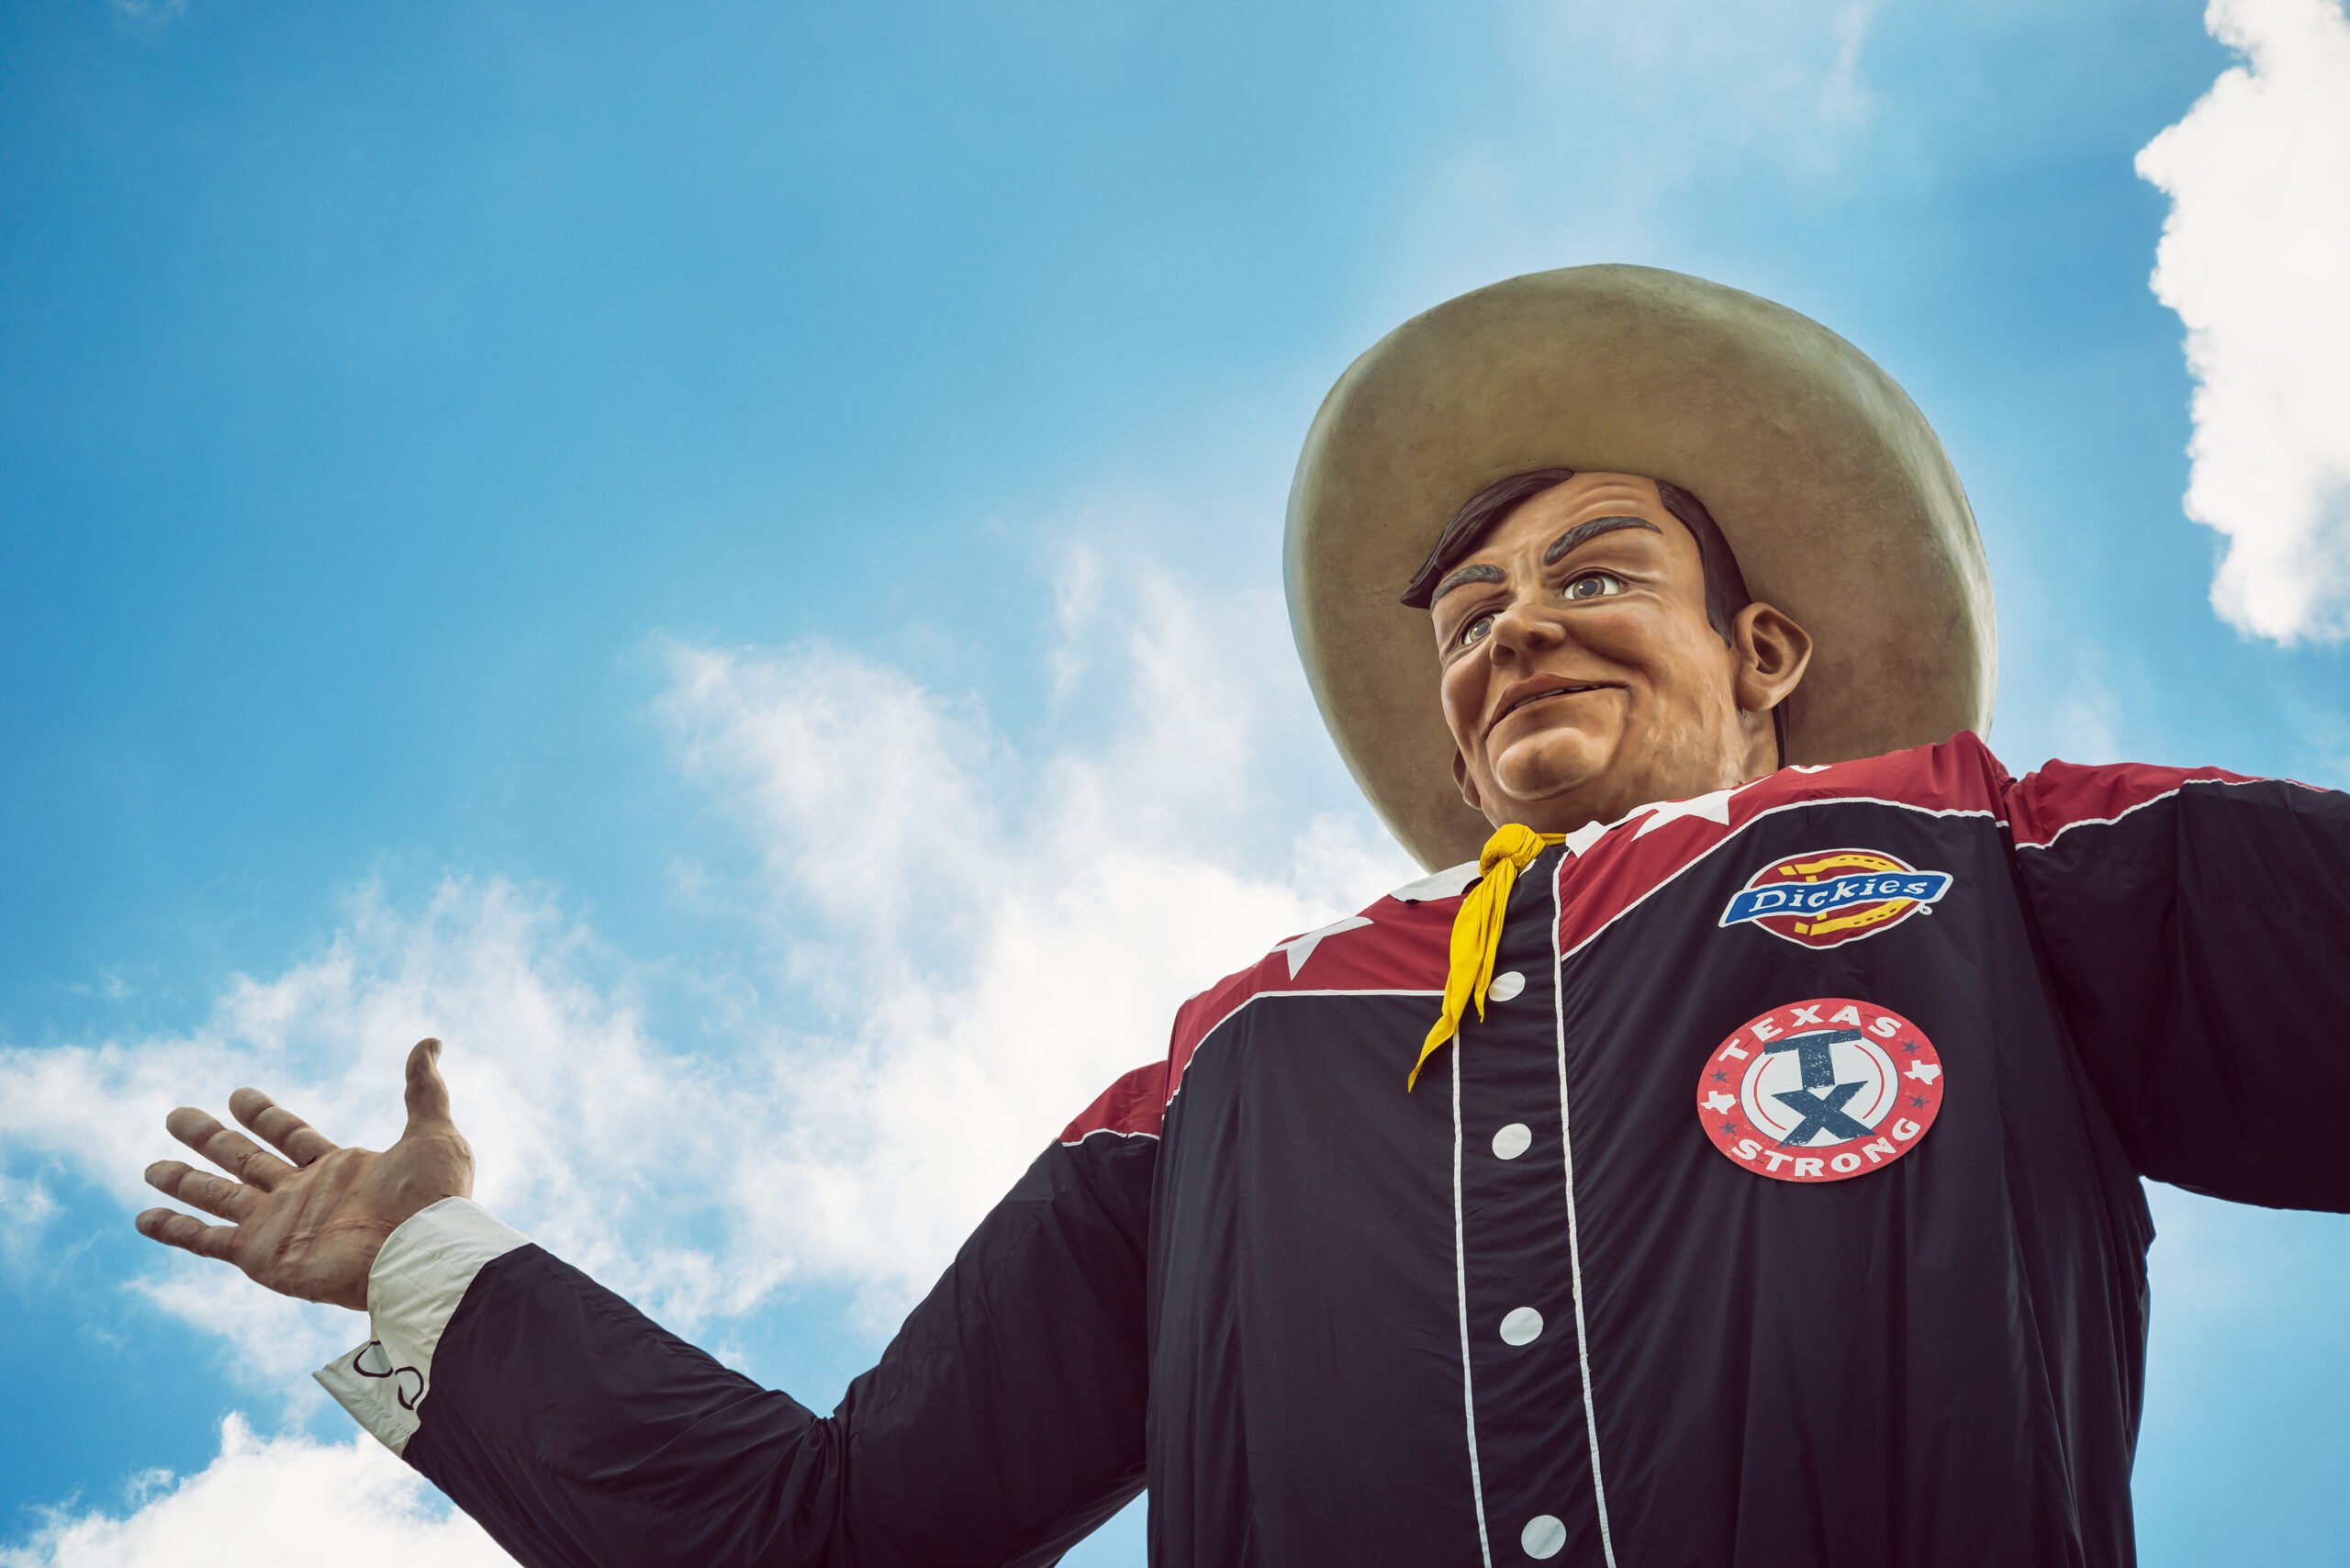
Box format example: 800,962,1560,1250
1695,997,1944,1183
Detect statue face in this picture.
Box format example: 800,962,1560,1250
1427,472,1808,834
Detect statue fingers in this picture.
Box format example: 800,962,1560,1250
143,1159,256,1222
133,1206,238,1261
228,1088,339,1166
163,1107,296,1191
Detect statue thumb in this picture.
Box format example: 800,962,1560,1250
402,1037,453,1134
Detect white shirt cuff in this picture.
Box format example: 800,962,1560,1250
314,1196,528,1455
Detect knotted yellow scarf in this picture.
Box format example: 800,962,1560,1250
1407,823,1565,1091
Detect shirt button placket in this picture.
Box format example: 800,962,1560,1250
1461,947,1589,1563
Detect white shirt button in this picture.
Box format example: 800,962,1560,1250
1492,1122,1533,1159
1522,1514,1567,1559
1499,1306,1544,1346
1486,969,1526,1002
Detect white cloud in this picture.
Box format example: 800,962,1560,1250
0,878,766,1388
0,1171,63,1274
0,1417,509,1568
0,542,1412,1395
1374,0,1882,319
0,537,1409,1565
2136,0,2350,642
655,546,1415,1315
1524,0,1882,146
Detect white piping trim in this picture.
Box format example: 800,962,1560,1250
1552,858,1617,1566
1055,1126,1164,1148
1452,1042,1495,1568
1159,986,1444,1119
1561,795,2001,964
2012,774,2275,851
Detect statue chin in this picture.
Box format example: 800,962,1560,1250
1486,730,1610,813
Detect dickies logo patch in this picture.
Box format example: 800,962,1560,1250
1718,848,1953,948
1696,998,1944,1183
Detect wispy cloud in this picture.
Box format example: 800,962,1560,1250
65,969,137,1003
98,0,188,28
0,878,752,1390
1378,0,1884,317
1525,0,1884,145
2136,0,2350,643
651,544,1413,1316
0,538,1411,1411
1,537,1410,1564
0,1417,507,1568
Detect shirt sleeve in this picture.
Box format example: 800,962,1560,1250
315,1197,530,1454
317,1072,1161,1568
2007,757,2350,1210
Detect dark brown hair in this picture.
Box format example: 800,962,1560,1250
1399,467,1785,759
1399,467,1753,634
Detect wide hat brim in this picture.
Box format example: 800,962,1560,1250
1284,264,1997,871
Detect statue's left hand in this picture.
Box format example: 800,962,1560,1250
133,1038,475,1312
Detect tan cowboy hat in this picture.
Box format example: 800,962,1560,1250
1284,263,1998,871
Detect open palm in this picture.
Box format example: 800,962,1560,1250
134,1038,474,1312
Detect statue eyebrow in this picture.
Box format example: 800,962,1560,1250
1545,515,1662,565
1428,562,1505,604
1427,515,1662,608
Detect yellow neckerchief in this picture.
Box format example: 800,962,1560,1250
1407,823,1566,1091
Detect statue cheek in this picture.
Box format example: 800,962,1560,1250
1571,605,1660,661
1437,660,1484,741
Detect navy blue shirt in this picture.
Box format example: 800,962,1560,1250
378,734,2350,1567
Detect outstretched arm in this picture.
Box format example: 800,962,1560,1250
135,1044,1155,1568
2008,758,2350,1210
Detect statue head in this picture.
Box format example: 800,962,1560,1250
1401,469,1812,834
1284,264,1995,870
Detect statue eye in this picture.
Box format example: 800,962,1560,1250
1562,571,1625,601
1459,611,1496,648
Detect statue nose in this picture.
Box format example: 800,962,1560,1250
1488,600,1564,659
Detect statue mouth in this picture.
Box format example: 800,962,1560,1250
1487,679,1617,735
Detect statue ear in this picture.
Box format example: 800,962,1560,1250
1730,601,1812,723
1452,749,1484,812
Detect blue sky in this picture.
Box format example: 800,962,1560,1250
4,1,2349,1564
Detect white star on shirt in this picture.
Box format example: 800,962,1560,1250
1562,785,1744,857
1703,1091,1739,1114
1633,787,1738,837
1561,818,1612,857
1278,914,1374,979
1387,860,1482,902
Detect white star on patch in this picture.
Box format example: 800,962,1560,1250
1703,1091,1738,1114
1905,1061,1942,1085
1278,914,1374,980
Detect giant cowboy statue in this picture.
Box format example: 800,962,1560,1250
134,267,2350,1566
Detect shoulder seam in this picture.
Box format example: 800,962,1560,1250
1165,986,1442,1120
1055,1126,1164,1148
2013,774,2277,851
